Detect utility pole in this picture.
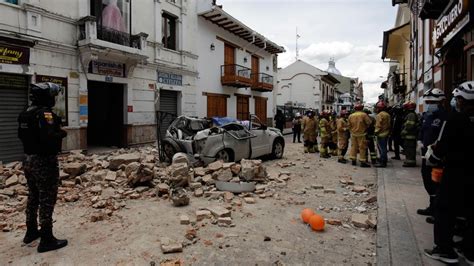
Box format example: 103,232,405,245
296,27,300,61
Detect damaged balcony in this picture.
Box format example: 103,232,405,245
251,73,274,92
221,64,252,88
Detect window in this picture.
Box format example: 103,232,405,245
2,0,18,4
162,12,177,50
91,0,131,46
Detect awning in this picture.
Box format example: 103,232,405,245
199,6,285,54
381,22,410,60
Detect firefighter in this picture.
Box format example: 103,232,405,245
364,108,377,164
329,113,338,156
374,101,391,168
319,111,331,158
416,88,447,221
18,82,68,253
302,109,319,153
348,104,372,167
337,110,350,164
424,82,474,264
401,101,419,167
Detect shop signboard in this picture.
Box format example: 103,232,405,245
90,61,125,77
0,44,29,65
433,0,470,47
157,71,182,86
35,75,68,125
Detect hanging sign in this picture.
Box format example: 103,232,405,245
157,71,182,86
90,60,125,77
0,44,30,65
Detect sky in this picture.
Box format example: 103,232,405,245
218,0,398,103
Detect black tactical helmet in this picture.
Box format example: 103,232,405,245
30,82,63,107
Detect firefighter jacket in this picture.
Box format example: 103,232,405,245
401,111,419,140
302,116,318,140
348,111,372,137
375,111,391,138
336,118,349,139
319,118,331,139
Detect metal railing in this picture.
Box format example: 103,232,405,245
221,64,251,79
97,26,131,47
251,73,274,84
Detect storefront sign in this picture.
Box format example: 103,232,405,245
90,61,125,77
127,105,133,112
0,44,29,65
35,75,68,125
434,0,469,47
157,71,182,86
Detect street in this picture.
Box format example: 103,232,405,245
1,136,378,265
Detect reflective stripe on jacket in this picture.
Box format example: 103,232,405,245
401,111,419,140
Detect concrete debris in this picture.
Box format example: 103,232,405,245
217,169,233,182
243,197,256,204
327,219,342,226
5,175,19,187
170,188,190,207
207,160,223,172
205,206,231,218
218,217,232,225
62,163,87,177
196,210,212,221
230,164,241,175
161,237,183,254
352,186,367,193
180,215,190,225
109,153,141,170
240,159,266,181
365,195,377,203
172,153,190,165
324,189,336,194
351,213,370,229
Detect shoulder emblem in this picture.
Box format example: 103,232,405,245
43,112,54,125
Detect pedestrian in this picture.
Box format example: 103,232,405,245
424,81,474,264
337,110,350,164
400,101,419,167
364,108,378,164
17,82,68,253
292,112,302,143
274,109,285,133
319,111,331,158
301,109,319,153
416,88,447,223
387,106,394,151
374,101,391,168
391,104,404,160
348,104,372,167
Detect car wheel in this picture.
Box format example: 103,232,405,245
215,149,231,162
271,139,284,159
162,141,178,162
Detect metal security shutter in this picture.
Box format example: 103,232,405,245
159,90,178,138
0,74,28,163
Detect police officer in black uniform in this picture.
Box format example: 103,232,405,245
424,82,474,264
18,82,68,253
416,88,447,223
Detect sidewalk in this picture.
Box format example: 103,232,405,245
376,153,444,266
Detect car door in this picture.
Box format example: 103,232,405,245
250,116,272,158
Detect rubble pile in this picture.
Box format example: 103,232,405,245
0,148,293,232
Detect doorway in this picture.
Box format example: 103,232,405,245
87,81,124,148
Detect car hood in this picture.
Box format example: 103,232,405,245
267,127,283,136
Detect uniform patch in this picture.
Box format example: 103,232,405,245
431,118,441,127
43,112,54,124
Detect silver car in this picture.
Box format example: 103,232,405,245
162,115,285,165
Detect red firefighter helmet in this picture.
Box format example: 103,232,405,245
340,110,348,117
375,101,386,111
354,104,364,111
403,101,416,110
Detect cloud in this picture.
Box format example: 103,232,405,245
300,41,354,62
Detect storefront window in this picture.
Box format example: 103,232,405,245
1,0,18,4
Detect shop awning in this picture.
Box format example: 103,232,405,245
381,22,410,60
199,6,285,54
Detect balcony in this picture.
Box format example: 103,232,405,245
251,73,274,92
77,16,148,77
221,64,252,88
325,96,335,104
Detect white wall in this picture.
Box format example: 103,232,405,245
196,15,277,119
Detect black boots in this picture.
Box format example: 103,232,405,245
352,160,357,166
360,162,371,168
338,158,347,164
375,162,387,168
23,222,40,244
37,227,68,253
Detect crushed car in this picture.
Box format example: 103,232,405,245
161,115,285,165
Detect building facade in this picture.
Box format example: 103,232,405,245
387,0,472,113
0,0,283,162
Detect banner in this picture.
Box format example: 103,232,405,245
0,44,30,65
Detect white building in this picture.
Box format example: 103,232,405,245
276,60,339,116
0,0,284,162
